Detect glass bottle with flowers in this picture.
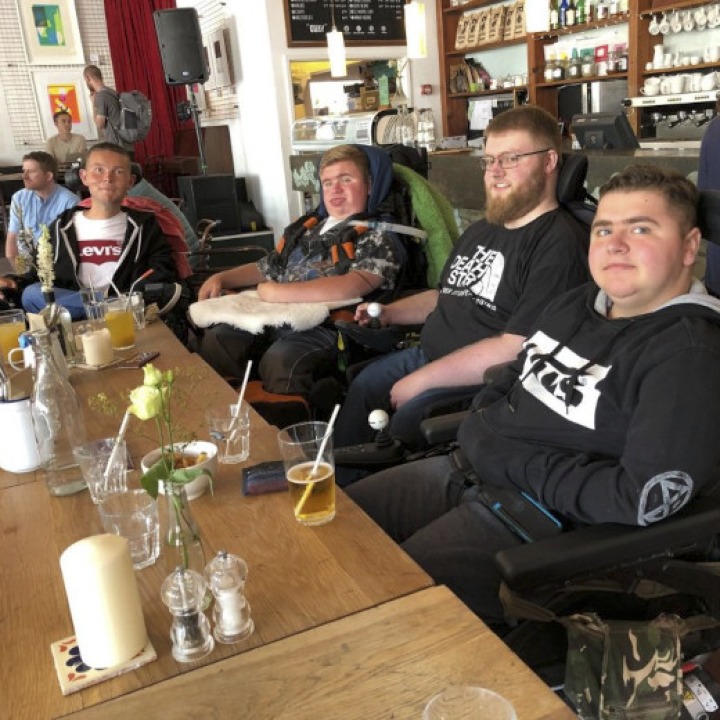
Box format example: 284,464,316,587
15,221,77,364
128,364,212,580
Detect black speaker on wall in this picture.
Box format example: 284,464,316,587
177,174,240,236
154,8,209,85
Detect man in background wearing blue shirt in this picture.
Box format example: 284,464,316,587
5,151,78,269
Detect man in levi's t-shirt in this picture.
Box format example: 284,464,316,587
3,142,179,320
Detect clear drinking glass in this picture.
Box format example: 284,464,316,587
73,438,128,504
80,288,107,325
423,686,517,720
0,308,26,364
104,295,135,350
277,421,335,526
206,402,250,464
98,489,160,570
129,291,145,331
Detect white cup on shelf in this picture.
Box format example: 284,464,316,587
641,77,661,95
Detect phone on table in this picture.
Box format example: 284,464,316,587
118,351,160,369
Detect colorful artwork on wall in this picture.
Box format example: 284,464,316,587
31,70,97,141
16,0,84,65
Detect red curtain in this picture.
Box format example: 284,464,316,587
102,0,191,164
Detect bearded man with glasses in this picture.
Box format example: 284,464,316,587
335,105,590,455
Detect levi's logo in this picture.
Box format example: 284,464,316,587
78,239,122,265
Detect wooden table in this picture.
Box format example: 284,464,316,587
1,322,432,720
65,586,575,720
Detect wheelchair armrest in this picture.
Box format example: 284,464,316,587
420,411,469,446
494,498,720,592
334,320,409,353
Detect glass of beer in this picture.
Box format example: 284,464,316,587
277,421,335,526
104,295,135,350
0,309,26,364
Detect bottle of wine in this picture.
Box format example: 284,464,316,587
576,0,586,24
550,0,560,30
566,0,576,26
559,0,569,27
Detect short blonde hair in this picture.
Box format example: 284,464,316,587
319,145,370,183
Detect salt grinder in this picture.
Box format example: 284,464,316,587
205,550,254,644
161,566,214,662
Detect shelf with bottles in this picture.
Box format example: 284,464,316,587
533,12,629,38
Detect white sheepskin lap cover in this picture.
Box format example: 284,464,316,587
188,290,361,335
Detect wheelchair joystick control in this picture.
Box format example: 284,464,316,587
368,409,392,448
367,303,382,330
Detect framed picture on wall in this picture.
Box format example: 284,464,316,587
208,28,232,89
31,69,97,141
16,0,84,65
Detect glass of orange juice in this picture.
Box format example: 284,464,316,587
104,296,135,350
0,309,26,364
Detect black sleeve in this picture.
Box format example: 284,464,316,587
135,217,180,290
520,346,720,526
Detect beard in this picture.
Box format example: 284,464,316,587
484,170,547,226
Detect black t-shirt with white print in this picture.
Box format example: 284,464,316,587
420,207,589,361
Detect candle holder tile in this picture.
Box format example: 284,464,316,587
50,634,157,695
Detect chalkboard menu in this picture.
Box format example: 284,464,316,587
286,0,406,46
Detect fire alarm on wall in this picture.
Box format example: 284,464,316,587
421,84,432,95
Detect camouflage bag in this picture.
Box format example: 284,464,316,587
563,612,685,720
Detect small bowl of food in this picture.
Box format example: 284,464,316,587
140,440,217,500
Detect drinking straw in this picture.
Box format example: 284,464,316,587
227,360,252,444
109,279,123,298
103,410,130,488
125,269,154,312
294,404,340,518
311,404,340,476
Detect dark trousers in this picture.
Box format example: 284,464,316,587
334,346,483,448
345,455,522,625
197,322,341,395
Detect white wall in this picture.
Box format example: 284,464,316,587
0,83,15,167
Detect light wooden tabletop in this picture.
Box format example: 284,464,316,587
1,322,432,720
65,585,576,720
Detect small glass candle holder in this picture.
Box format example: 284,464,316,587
161,566,214,662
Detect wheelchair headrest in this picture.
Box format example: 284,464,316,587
557,153,589,205
699,190,720,246
63,160,144,193
316,144,394,219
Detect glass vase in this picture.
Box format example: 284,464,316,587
164,482,206,577
31,328,87,496
40,290,78,365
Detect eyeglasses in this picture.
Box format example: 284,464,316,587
479,148,552,172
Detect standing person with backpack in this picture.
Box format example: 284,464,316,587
84,65,140,159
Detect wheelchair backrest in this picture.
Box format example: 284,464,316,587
310,144,453,297
558,153,597,234
698,189,720,246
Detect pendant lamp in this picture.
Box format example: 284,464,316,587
404,0,427,59
327,0,347,77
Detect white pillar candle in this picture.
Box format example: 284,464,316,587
83,328,114,367
60,534,148,668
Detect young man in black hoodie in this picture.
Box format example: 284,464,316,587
346,164,720,626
